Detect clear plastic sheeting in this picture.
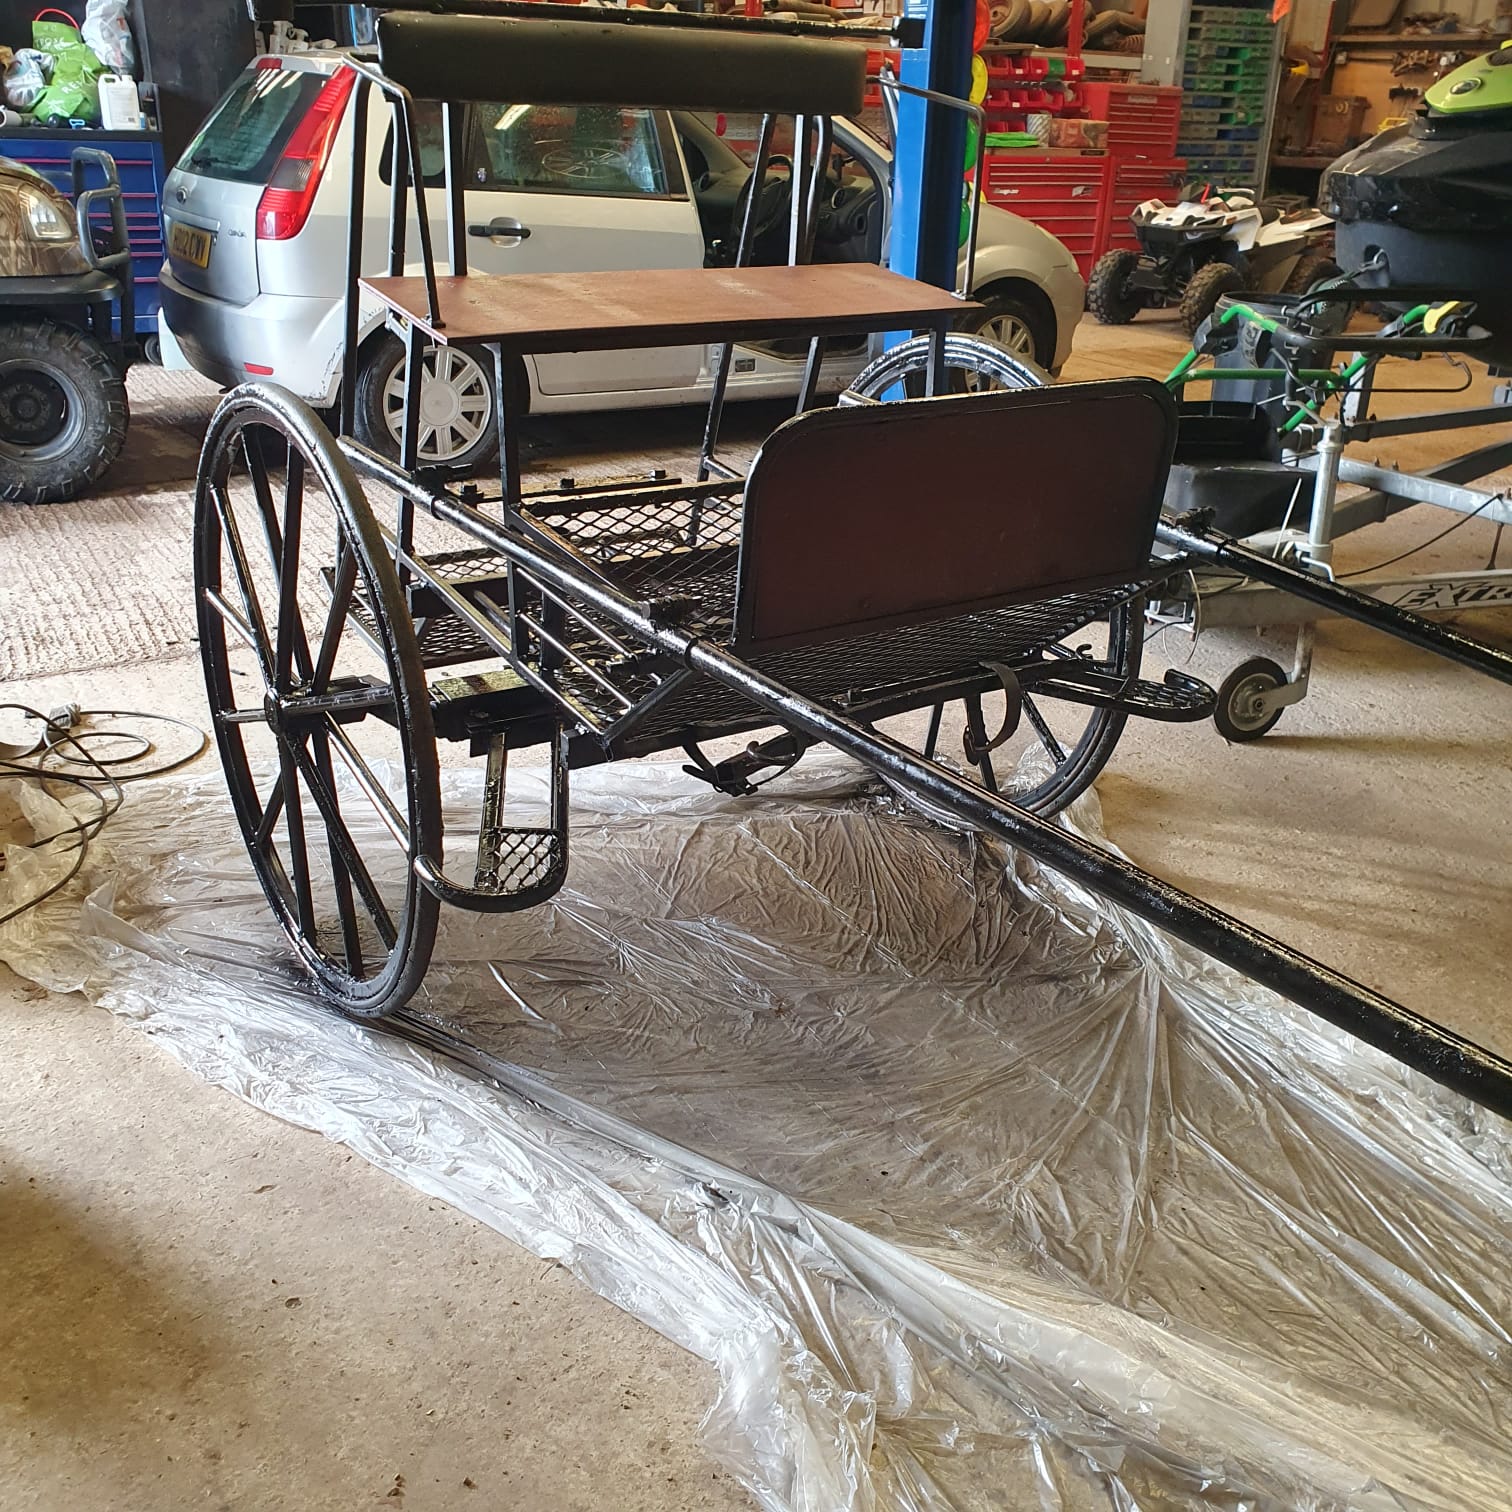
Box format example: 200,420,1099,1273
3,759,1510,1511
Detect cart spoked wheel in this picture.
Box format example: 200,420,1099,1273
194,384,442,1018
884,598,1147,821
845,332,1048,401
1214,655,1288,742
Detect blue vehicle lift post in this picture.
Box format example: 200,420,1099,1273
891,0,975,295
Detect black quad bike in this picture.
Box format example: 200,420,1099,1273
0,147,134,504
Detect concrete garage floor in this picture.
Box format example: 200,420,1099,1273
2,312,1510,1510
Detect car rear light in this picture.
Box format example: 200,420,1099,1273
255,67,357,242
244,362,276,375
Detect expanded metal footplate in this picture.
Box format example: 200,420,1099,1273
333,493,1166,753
617,584,1149,752
477,827,567,899
527,491,744,639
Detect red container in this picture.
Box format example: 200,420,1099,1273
1098,156,1188,255
983,150,1110,278
1076,82,1182,158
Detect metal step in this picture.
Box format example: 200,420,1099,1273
415,727,570,913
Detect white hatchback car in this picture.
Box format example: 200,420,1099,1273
159,52,1085,468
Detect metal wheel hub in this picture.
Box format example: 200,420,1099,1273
0,365,71,452
1228,673,1279,730
383,346,490,463
978,312,1035,358
419,370,465,428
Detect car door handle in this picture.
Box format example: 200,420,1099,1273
468,217,531,244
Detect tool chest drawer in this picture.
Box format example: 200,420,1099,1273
0,129,166,332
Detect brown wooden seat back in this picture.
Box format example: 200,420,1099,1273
731,379,1178,653
374,12,867,116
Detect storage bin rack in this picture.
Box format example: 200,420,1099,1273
1178,4,1278,189
0,127,166,335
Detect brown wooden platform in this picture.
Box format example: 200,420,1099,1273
360,264,974,352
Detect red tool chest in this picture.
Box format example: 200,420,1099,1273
1101,156,1190,253
1074,82,1183,159
982,151,1109,279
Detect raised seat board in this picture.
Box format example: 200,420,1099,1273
360,264,973,351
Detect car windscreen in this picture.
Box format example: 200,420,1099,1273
180,66,330,184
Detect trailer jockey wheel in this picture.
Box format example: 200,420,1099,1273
1214,656,1289,741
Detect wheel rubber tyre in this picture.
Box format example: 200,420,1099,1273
1087,250,1144,326
0,317,128,504
1214,655,1288,742
1282,252,1342,297
195,382,442,1018
354,331,499,472
959,291,1055,370
1180,262,1245,339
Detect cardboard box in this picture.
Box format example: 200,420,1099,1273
1311,94,1370,154
1050,117,1110,149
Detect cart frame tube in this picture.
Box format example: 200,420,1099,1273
341,439,1512,1119
1158,520,1512,687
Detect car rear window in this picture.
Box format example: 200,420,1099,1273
180,65,330,184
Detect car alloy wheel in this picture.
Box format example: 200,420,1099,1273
977,310,1037,360
382,344,492,466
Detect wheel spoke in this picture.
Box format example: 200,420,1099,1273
210,481,276,687
243,428,314,685
276,733,318,938
1022,693,1066,765
312,732,366,974
202,585,261,657
312,545,358,694
294,734,397,954
275,449,306,688
241,429,284,578
322,715,411,850
255,780,285,850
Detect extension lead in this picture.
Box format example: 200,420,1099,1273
0,705,209,927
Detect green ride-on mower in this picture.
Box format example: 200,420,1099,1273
0,147,134,504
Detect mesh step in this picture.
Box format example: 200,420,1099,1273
416,728,571,914
475,827,567,899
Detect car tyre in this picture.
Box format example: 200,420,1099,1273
1282,251,1341,296
0,317,128,505
958,290,1055,370
354,332,500,472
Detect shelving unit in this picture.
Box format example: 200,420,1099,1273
1335,31,1501,44
1178,3,1280,190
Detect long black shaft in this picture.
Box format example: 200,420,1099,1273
1158,521,1512,688
343,442,1512,1119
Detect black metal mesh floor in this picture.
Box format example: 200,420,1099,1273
348,492,1153,752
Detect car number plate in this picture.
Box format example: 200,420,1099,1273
169,221,213,269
